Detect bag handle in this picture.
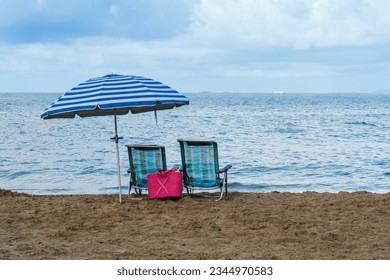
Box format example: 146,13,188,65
155,168,178,176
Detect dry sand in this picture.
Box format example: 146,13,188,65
1,188,390,260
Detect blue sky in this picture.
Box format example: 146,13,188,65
1,0,389,93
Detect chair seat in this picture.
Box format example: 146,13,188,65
187,178,223,188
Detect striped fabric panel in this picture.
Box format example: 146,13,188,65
184,143,218,187
132,148,164,187
41,74,189,119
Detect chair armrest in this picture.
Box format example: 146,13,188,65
219,164,232,173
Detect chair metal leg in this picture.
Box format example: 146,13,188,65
186,186,194,197
128,175,133,197
135,187,142,196
216,185,225,201
216,172,228,201
128,184,132,197
224,171,228,196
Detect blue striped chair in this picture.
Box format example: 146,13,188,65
126,145,167,195
178,139,232,200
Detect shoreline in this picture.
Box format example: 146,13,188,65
1,189,390,260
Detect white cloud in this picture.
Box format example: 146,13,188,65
110,4,119,16
0,0,390,93
35,0,47,10
0,37,200,91
187,0,390,49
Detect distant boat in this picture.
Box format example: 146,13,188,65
273,90,284,94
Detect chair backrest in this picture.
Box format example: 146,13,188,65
178,139,220,188
126,145,167,188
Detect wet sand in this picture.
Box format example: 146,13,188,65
1,189,390,259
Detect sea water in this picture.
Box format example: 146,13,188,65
0,92,389,194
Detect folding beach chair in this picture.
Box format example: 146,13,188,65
126,145,167,195
178,139,232,201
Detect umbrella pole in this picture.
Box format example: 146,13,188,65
113,111,123,203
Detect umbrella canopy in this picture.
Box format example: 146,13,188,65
41,74,189,202
41,74,189,119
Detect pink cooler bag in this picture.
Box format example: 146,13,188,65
147,168,183,199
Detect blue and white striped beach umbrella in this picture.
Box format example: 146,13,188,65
41,74,189,202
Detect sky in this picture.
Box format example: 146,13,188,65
1,0,390,93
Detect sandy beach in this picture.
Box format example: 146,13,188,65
1,188,390,260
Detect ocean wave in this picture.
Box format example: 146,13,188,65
345,121,377,127
8,170,32,179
